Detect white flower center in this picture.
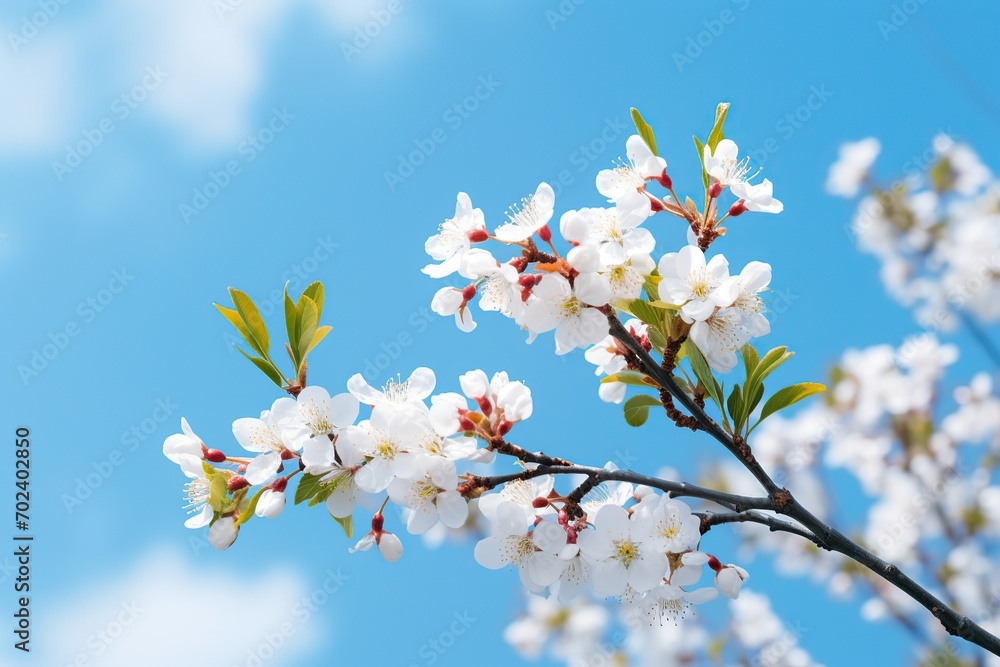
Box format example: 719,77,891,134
506,192,546,230
559,296,582,317
684,269,716,300
714,154,757,186
383,377,411,404
503,535,537,565
610,159,646,191
651,597,689,626
613,539,640,567
375,437,399,460
502,479,534,507
300,400,333,436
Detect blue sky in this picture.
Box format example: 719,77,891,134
2,1,999,665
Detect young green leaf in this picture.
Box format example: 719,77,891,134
237,487,268,526
623,394,662,427
755,382,827,426
215,304,254,347
296,295,320,364
229,288,270,356
301,281,325,319
707,102,730,152
727,384,743,430
693,135,709,190
332,514,354,539
295,473,326,505
235,346,285,388
601,370,660,389
741,343,759,378
284,284,300,369
630,107,658,156
208,474,229,512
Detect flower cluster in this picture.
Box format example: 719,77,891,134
163,366,750,623
829,135,1000,330
424,124,779,374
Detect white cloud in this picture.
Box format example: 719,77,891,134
38,547,324,667
0,0,424,157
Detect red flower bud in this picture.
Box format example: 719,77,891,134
227,476,250,492
657,169,672,189
728,200,748,217
204,449,227,463
271,477,288,493
467,228,489,243
461,284,477,301
532,496,549,509
371,512,385,533
709,182,723,199
475,395,493,417
537,224,552,243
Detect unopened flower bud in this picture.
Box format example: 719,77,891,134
204,449,227,463
532,496,549,509
467,228,489,243
537,224,552,243
728,200,748,217
227,476,250,492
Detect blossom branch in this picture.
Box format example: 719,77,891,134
604,311,1000,656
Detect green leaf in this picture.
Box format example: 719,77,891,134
332,514,354,539
693,135,709,190
707,102,730,152
646,326,667,355
208,474,228,512
215,304,254,346
626,299,668,330
305,325,333,357
229,288,270,356
296,295,320,365
284,284,300,370
630,107,658,156
727,384,742,427
683,340,722,408
235,346,285,388
601,370,659,388
623,394,662,427
748,346,794,390
756,382,827,426
295,472,326,505
642,271,661,302
309,470,352,507
237,487,267,526
741,343,759,379
301,281,325,319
